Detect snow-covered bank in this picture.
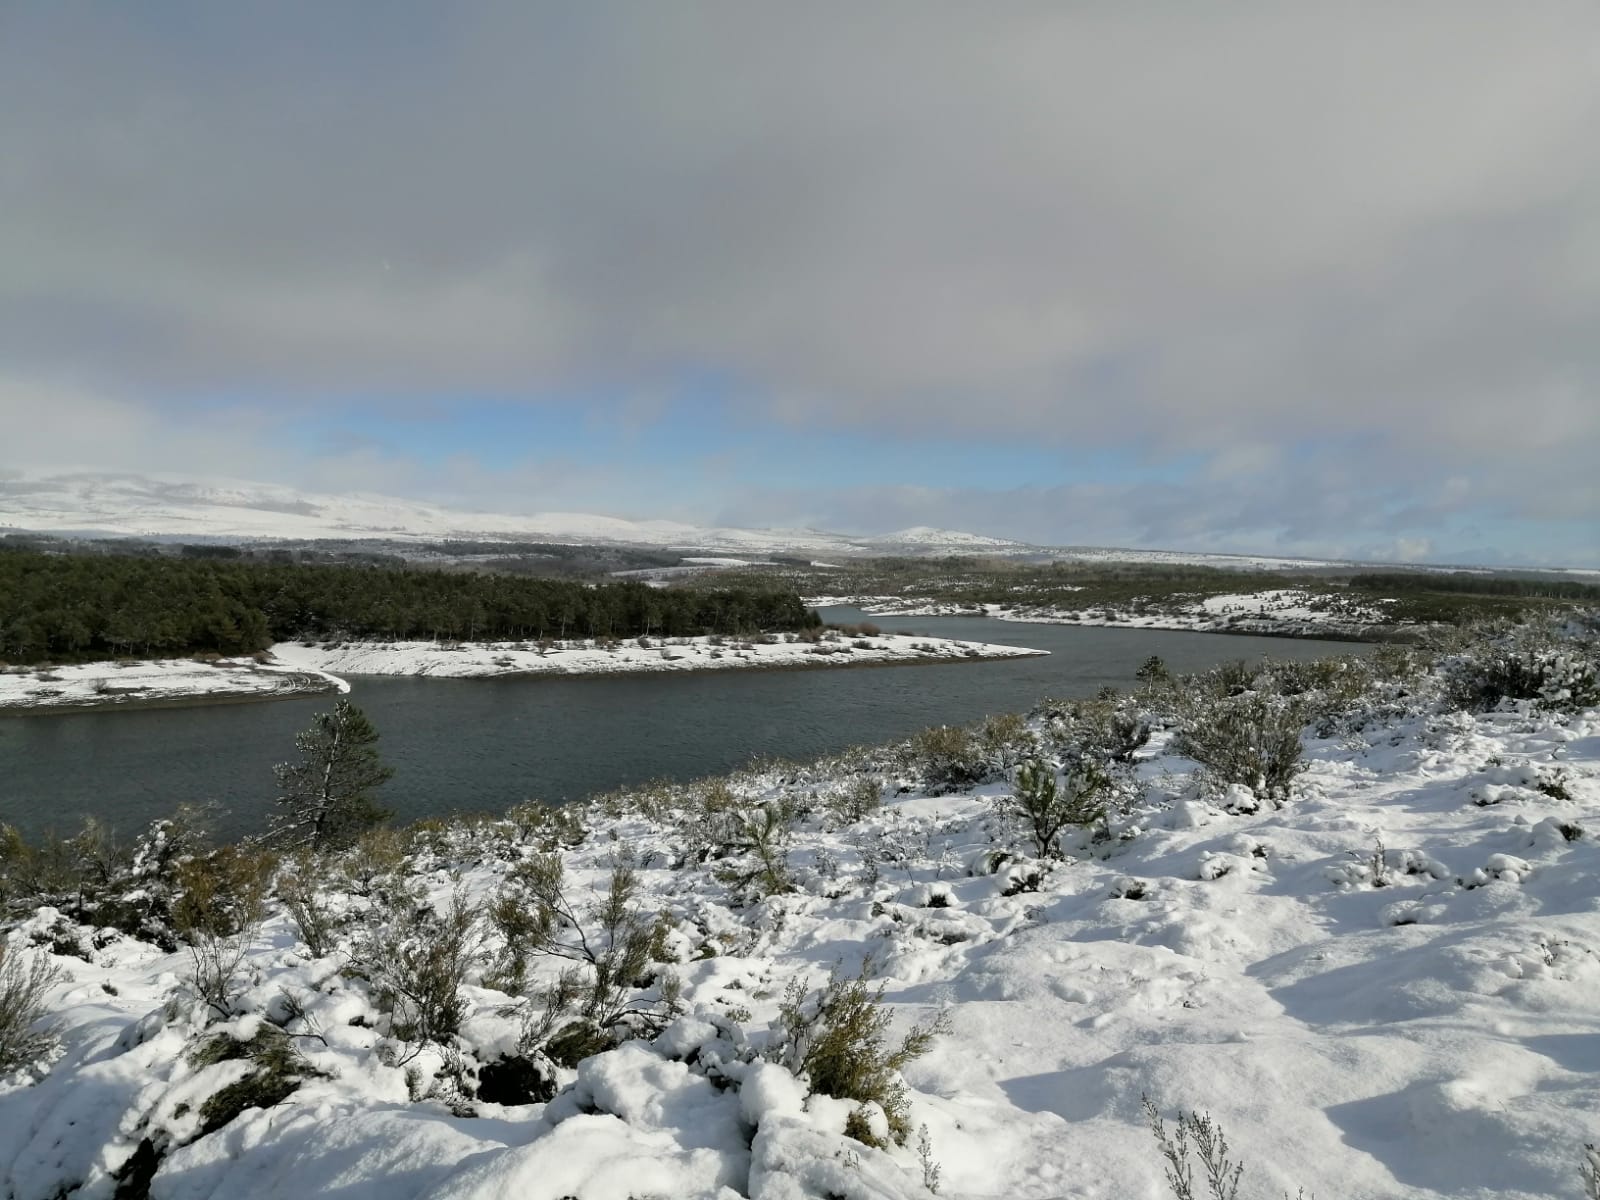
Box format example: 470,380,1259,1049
812,586,1403,641
0,657,346,714
268,629,1045,680
4,630,1600,1198
0,632,1043,714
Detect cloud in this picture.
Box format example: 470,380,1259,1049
1,4,1596,560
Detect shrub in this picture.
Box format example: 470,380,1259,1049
172,847,275,1018
496,857,679,1056
769,959,949,1147
357,890,482,1056
1443,634,1600,712
0,942,64,1076
1175,693,1307,805
1142,1096,1244,1200
277,856,344,959
190,1026,322,1134
903,724,988,795
825,776,883,825
714,800,797,900
998,757,1113,858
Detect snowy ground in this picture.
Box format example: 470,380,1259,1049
267,629,1045,680
810,587,1397,639
4,655,1600,1198
0,632,1042,714
0,657,346,714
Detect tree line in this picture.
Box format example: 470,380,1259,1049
1348,572,1600,602
0,549,821,663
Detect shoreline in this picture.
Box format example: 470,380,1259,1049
0,630,1047,716
810,591,1424,644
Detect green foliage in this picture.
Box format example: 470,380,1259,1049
1442,627,1600,712
769,959,950,1147
190,1027,320,1135
1175,692,1307,805
0,547,821,664
1000,757,1112,858
713,801,798,900
825,776,884,825
0,943,64,1076
903,724,988,795
271,700,394,852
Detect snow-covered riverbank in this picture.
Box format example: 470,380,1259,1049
0,656,346,714
811,586,1404,641
3,628,1598,1198
0,631,1045,713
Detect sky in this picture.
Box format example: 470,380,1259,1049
3,3,1598,567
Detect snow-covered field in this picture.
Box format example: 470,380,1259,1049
4,633,1600,1198
813,587,1397,639
0,657,346,713
0,633,1042,713
269,630,1045,681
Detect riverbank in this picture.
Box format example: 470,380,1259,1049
0,630,1045,714
0,656,347,715
808,586,1417,642
268,629,1046,681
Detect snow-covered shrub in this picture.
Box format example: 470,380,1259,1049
494,857,680,1060
974,711,1038,771
356,889,483,1055
172,847,275,1018
0,941,63,1076
187,1026,323,1136
1175,693,1308,805
714,800,798,900
902,724,989,795
1443,632,1600,713
768,959,949,1147
997,757,1112,859
824,776,883,825
275,856,344,959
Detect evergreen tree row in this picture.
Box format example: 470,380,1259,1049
0,550,821,663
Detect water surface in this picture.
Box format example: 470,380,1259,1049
0,610,1368,840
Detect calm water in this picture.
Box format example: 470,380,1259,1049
0,610,1368,840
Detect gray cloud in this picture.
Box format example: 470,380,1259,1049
2,3,1597,556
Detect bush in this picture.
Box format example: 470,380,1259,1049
172,847,275,1018
0,942,64,1076
1175,693,1307,805
714,800,797,900
825,776,883,825
357,890,482,1056
494,857,679,1056
998,757,1113,858
768,958,949,1147
1443,632,1600,712
903,725,988,795
277,856,344,959
1142,1096,1244,1200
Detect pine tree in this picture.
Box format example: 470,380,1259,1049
271,700,394,852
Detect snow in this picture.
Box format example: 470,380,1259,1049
0,634,1043,713
0,472,1034,559
5,651,1600,1197
268,631,1045,680
0,656,346,713
813,587,1396,638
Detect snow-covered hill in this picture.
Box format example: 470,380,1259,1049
3,633,1599,1198
0,472,1037,559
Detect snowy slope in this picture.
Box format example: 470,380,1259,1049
0,472,1035,559
3,670,1600,1198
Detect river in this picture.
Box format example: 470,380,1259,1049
0,610,1370,841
